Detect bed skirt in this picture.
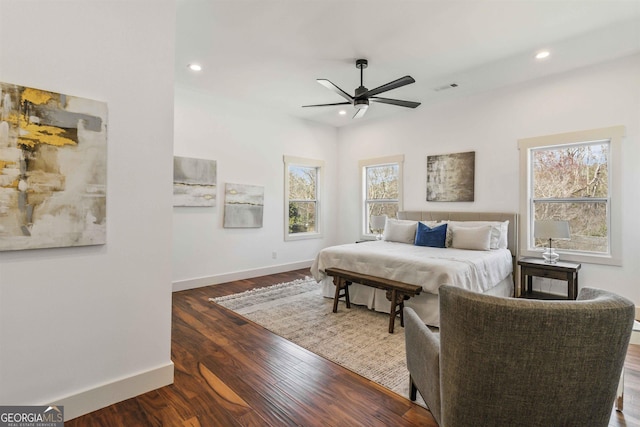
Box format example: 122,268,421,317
320,275,514,328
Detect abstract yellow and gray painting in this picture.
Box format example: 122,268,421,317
173,156,216,207
0,82,107,251
223,183,264,228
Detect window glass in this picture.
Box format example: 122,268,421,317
532,142,609,254
284,156,323,240
288,165,317,234
360,156,403,236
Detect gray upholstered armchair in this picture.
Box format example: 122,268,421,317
405,285,634,427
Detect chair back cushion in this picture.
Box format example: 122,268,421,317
439,286,634,427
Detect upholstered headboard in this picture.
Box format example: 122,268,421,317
397,211,519,266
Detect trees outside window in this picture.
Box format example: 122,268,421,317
360,155,403,237
284,156,323,240
519,126,624,266
532,142,609,253
288,166,317,234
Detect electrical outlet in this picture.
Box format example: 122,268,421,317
272,251,277,259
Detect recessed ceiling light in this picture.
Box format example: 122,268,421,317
338,110,347,115
188,63,202,71
535,50,550,60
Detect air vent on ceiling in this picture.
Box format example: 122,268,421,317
433,83,459,92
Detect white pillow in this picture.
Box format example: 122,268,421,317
383,219,417,244
498,220,509,249
445,220,509,249
451,225,492,251
419,221,440,228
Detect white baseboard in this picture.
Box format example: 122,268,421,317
172,260,314,292
53,362,174,421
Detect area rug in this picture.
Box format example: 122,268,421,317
209,277,425,404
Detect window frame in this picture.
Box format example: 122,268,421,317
284,155,324,241
518,126,624,266
359,155,404,239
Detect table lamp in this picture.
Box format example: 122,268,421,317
534,220,570,264
370,215,387,240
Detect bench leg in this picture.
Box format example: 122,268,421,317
332,277,351,313
387,290,411,333
332,277,342,312
388,289,398,333
344,281,351,308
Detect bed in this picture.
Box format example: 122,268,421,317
310,211,518,327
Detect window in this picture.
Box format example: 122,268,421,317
518,126,624,265
360,155,404,237
284,156,323,240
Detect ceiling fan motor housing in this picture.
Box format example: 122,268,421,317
355,85,368,97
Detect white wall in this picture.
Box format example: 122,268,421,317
337,54,640,303
0,0,175,420
172,86,338,289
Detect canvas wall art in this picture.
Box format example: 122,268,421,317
173,156,217,207
0,82,108,251
223,183,264,228
426,151,475,202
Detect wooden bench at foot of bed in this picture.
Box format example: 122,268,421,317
325,267,422,334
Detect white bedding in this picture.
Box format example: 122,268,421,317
310,240,513,295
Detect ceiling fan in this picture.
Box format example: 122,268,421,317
303,59,421,119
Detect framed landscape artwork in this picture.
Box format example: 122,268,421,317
223,183,264,228
0,82,108,251
173,156,217,207
426,151,475,202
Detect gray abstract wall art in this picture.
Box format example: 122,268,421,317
426,151,475,202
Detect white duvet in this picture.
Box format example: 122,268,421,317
310,240,513,295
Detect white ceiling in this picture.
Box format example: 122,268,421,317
175,0,640,128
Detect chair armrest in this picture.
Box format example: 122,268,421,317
404,307,442,425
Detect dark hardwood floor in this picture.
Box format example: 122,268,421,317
66,269,640,426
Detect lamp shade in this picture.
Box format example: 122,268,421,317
534,220,570,239
370,215,387,231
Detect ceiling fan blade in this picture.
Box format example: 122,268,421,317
302,102,351,108
370,97,421,108
361,75,415,98
317,79,354,102
353,108,368,119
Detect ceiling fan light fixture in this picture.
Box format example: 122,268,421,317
354,98,369,109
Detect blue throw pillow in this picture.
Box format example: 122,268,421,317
414,222,447,248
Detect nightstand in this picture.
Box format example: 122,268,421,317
517,257,581,300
